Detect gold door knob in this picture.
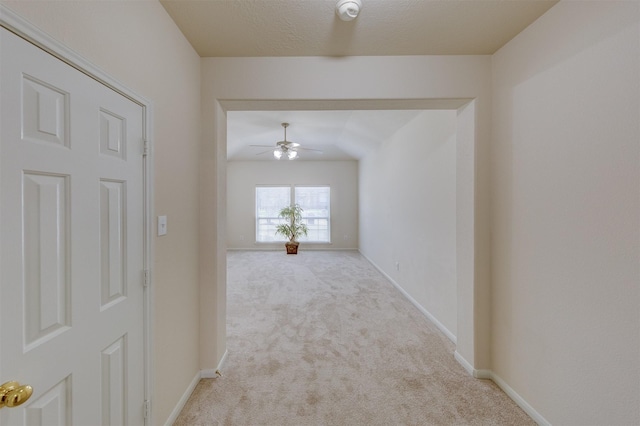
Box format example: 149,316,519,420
0,381,33,409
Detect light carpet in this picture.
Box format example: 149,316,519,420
174,250,533,425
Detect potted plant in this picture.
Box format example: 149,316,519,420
275,204,308,254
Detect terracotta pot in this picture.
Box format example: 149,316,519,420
285,241,299,254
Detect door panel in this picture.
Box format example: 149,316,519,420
22,172,71,350
24,377,71,425
100,180,127,309
22,74,70,148
1,27,145,425
101,335,126,425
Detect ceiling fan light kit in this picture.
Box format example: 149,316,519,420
336,0,362,21
250,122,323,160
273,148,297,160
273,122,298,160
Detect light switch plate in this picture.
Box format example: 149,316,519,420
158,215,167,236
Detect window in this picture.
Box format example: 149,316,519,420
295,186,330,243
255,186,290,242
255,185,331,243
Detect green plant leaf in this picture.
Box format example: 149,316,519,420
274,203,308,242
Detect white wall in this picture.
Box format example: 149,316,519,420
360,110,458,338
491,1,640,424
0,2,203,424
227,161,358,250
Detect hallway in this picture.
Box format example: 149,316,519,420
175,251,532,425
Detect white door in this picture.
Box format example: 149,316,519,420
0,28,146,425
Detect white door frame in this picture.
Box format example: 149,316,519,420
0,5,155,425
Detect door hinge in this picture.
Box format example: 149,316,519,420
143,139,149,157
143,269,150,287
144,399,151,419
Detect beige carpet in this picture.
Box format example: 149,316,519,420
174,250,533,425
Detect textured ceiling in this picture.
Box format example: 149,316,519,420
161,0,559,161
160,0,558,57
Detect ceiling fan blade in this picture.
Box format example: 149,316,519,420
297,147,323,153
246,124,322,157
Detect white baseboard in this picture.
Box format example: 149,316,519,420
201,350,228,378
454,351,476,376
488,371,550,426
389,276,457,343
454,351,550,426
226,247,359,252
453,351,491,380
359,251,457,343
163,371,201,426
164,350,229,425
360,252,549,426
226,247,279,251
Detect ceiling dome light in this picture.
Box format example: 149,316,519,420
336,0,362,21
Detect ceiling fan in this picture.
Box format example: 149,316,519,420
251,123,322,160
